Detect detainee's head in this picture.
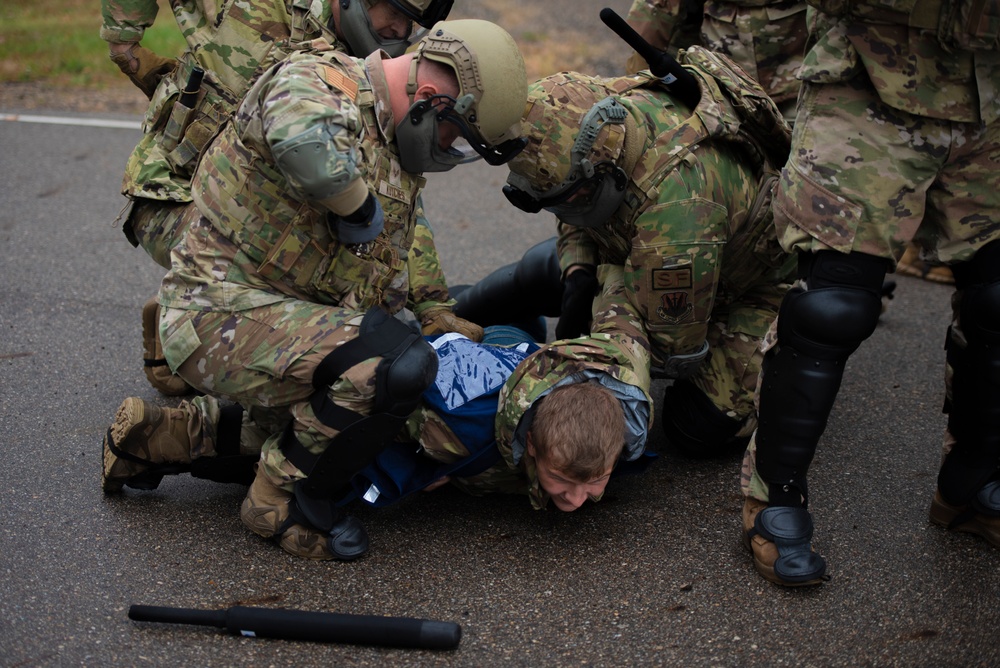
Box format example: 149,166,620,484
527,382,626,512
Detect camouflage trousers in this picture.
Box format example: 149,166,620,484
158,301,380,488
125,197,200,270
773,76,1000,265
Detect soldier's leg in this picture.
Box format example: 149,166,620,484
242,307,437,561
102,394,264,493
745,249,887,585
158,302,435,561
929,240,1000,545
128,198,202,395
452,236,562,337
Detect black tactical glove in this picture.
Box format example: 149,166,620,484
555,265,599,340
335,193,384,245
109,43,178,99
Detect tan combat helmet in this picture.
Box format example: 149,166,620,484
396,19,528,173
338,0,454,58
503,73,632,228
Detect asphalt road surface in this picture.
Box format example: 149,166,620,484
3,3,1000,666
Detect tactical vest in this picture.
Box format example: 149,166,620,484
125,0,335,198
193,51,425,313
607,46,794,293
807,0,1000,51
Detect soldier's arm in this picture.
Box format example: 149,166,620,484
628,168,730,360
101,0,177,98
258,56,371,217
100,0,158,44
589,264,653,393
555,220,599,276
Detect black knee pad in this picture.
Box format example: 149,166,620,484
375,335,437,416
756,251,888,506
661,380,746,458
779,251,887,359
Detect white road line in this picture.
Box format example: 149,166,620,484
0,113,141,130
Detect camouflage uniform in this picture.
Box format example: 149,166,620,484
517,49,794,442
157,47,440,486
624,0,809,116
738,1,1000,585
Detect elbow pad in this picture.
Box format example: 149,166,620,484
271,122,360,203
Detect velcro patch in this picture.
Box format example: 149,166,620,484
321,66,359,101
651,267,692,290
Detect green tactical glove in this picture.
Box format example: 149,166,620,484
109,43,178,100
420,305,484,342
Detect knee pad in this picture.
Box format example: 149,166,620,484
779,251,887,359
375,334,437,416
283,308,437,499
756,251,887,506
661,380,746,458
309,307,437,426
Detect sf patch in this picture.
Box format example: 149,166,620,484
652,264,694,324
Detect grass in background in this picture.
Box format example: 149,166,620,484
0,0,184,87
0,0,625,90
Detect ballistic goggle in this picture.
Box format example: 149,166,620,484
398,93,527,173
502,96,629,228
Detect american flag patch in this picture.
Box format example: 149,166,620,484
321,66,358,101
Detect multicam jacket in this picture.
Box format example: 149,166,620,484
101,0,338,202
160,49,428,316
557,47,794,367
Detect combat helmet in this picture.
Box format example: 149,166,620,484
337,0,454,58
503,73,632,229
396,19,528,173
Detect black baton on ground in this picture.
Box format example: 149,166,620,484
599,7,700,109
128,604,462,650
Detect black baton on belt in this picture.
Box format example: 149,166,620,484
128,603,462,650
178,66,205,109
600,7,700,109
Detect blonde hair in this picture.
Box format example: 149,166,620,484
530,382,625,480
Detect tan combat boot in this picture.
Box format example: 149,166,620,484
241,466,369,561
742,497,828,586
929,486,1000,548
102,397,193,493
142,297,193,396
896,243,954,284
